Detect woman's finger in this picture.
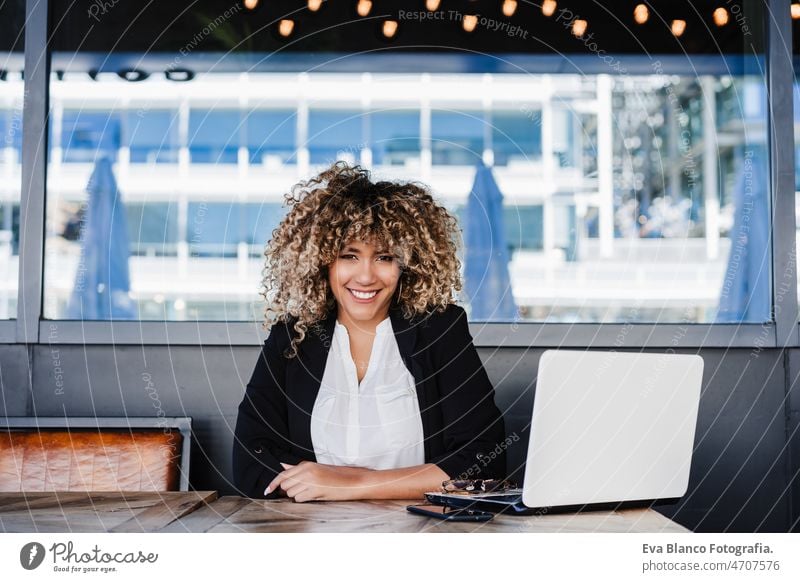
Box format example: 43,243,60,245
277,463,306,480
265,470,289,495
293,489,317,503
285,484,307,499
279,475,300,490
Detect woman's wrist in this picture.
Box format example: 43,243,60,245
350,464,448,500
350,466,376,491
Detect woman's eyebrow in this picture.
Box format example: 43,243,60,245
340,246,390,254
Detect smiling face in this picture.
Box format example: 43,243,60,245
327,239,401,331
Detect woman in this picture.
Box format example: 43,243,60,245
233,161,506,501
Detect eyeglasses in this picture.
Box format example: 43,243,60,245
441,478,517,495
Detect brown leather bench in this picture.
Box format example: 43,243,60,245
0,417,192,492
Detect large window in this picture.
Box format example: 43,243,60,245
0,0,24,320
129,109,180,164
59,110,120,163
370,110,420,167
35,0,776,327
307,109,363,165
188,109,239,164
246,110,296,166
431,110,484,166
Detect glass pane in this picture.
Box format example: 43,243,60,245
188,110,239,164
492,111,542,167
0,0,24,319
126,203,178,256
129,110,179,164
246,110,296,166
42,1,770,324
60,110,121,163
307,110,363,165
370,110,420,166
431,110,484,166
793,20,800,315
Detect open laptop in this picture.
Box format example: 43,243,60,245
425,349,704,515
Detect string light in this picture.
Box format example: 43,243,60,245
633,4,649,25
792,3,800,19
357,0,372,17
503,0,518,17
463,14,478,32
382,20,398,38
278,19,295,36
572,19,587,37
243,0,259,10
671,19,686,37
307,0,323,12
542,0,557,18
713,7,729,26
426,0,441,11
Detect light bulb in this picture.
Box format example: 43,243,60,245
503,0,518,18
382,20,398,38
279,19,294,37
633,4,649,25
357,0,372,17
463,14,478,32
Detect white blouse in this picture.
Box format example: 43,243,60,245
310,316,426,470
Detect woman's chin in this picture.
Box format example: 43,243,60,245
339,298,389,321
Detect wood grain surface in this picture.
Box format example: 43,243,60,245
0,491,217,533
0,493,690,533
167,496,691,533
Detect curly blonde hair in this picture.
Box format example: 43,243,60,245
261,161,463,358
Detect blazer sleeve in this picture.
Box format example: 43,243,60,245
232,321,303,498
428,305,507,480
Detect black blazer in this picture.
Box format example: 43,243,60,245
232,303,507,498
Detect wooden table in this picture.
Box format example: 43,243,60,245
162,496,690,533
0,493,689,533
0,491,217,533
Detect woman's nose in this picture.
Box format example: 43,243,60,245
354,259,377,282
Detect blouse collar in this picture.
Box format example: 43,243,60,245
334,315,393,336
301,303,419,362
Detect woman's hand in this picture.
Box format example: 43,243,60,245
266,461,370,502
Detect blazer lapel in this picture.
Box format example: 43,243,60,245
287,308,337,459
389,305,417,364
390,306,434,460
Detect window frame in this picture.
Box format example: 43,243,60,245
8,0,797,348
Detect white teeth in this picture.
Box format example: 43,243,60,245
349,289,378,299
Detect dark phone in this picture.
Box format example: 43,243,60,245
406,504,494,522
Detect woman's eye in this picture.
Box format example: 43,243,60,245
340,254,356,260
378,255,394,262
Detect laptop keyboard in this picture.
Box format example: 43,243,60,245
439,489,523,501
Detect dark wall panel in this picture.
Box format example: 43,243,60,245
0,345,31,416
785,349,800,533
660,349,789,532
22,344,795,532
